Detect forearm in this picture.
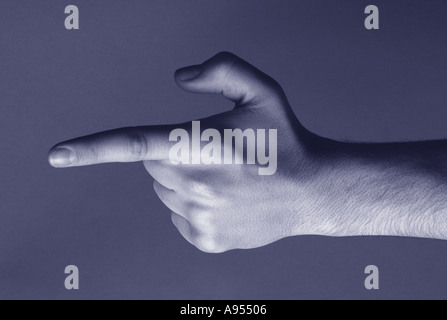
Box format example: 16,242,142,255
295,136,447,240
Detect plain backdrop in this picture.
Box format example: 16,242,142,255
1,0,447,299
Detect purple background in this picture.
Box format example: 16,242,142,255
1,0,447,299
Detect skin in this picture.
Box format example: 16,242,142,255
49,52,447,253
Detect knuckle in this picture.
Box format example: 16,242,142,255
126,130,148,159
214,51,237,63
194,235,222,254
189,209,212,227
186,179,217,199
188,180,209,195
210,52,237,74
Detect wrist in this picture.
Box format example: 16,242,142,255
289,141,403,238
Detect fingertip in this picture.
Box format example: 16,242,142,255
48,146,76,168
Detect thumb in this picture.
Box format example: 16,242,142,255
174,52,287,108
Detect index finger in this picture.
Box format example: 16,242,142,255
48,125,176,168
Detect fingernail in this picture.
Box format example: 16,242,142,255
176,66,202,81
49,147,75,167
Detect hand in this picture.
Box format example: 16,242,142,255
49,52,447,253
48,52,325,253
